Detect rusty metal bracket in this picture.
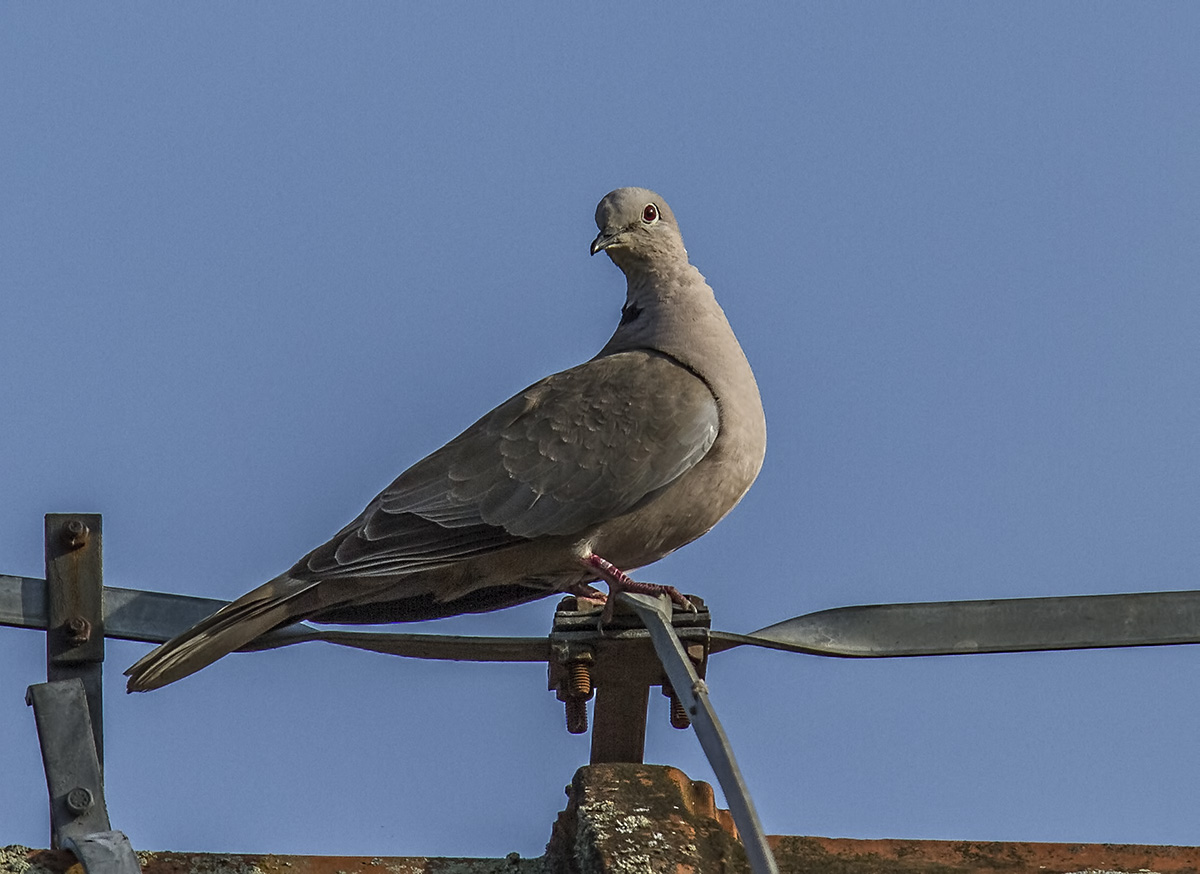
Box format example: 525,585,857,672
547,595,712,764
25,515,137,869
44,513,105,765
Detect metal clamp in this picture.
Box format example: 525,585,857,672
548,595,713,763
64,832,141,874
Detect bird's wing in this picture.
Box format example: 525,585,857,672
295,350,719,581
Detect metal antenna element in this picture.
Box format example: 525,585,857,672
10,578,1200,661
708,589,1200,657
618,592,779,874
8,513,1200,869
9,578,1200,660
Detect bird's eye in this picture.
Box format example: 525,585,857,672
642,203,659,224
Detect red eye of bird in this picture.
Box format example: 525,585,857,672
642,203,659,223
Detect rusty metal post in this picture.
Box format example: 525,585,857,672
548,597,656,764
45,513,104,767
589,676,651,763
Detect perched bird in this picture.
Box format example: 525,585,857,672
125,187,767,692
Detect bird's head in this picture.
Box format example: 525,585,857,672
591,187,688,271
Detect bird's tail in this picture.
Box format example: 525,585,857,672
124,575,315,692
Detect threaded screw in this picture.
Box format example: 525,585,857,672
567,660,592,698
564,697,588,734
559,658,593,734
663,682,690,729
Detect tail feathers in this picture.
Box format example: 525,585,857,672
125,575,314,692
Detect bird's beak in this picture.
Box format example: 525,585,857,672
590,230,621,256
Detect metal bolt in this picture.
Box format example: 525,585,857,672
66,787,94,815
566,660,592,698
63,519,90,549
564,697,589,734
65,616,92,646
557,658,593,734
662,682,690,729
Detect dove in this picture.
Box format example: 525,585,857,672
125,187,767,692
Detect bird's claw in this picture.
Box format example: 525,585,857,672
579,553,697,623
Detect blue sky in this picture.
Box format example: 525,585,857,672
3,1,1199,859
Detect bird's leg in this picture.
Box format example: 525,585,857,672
583,554,696,622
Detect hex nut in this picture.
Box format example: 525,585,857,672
65,616,92,646
64,519,90,549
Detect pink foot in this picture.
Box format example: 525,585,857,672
583,554,696,621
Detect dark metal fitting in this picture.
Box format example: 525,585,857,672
662,682,690,729
63,519,90,549
66,786,94,815
566,659,593,699
65,616,92,646
555,656,594,734
564,697,589,734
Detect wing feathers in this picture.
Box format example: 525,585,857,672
288,350,718,583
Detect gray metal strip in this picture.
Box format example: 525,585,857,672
63,832,141,874
0,575,549,660
10,575,1200,662
620,593,779,874
26,679,112,847
0,576,228,643
0,574,50,633
712,590,1200,658
288,628,551,661
103,585,230,643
